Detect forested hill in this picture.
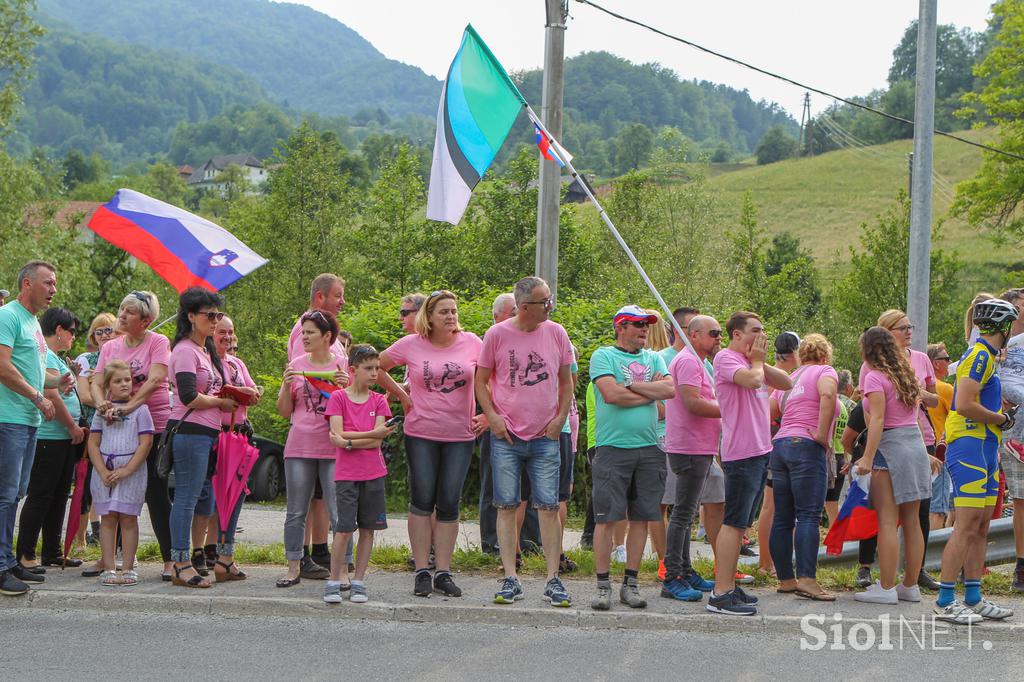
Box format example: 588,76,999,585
518,51,797,155
34,0,442,118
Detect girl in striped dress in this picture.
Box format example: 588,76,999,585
87,360,155,586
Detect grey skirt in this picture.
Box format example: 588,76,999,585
873,426,931,505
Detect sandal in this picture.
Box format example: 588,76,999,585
172,563,211,589
795,588,837,602
121,570,139,586
100,570,120,586
276,575,301,588
214,560,247,583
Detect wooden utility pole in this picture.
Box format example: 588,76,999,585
535,0,568,299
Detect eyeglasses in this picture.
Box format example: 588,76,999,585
522,298,553,308
94,327,115,336
399,309,418,318
620,321,649,328
200,311,225,322
935,356,951,362
893,324,915,332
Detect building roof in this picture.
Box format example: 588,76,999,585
24,201,102,229
188,154,263,184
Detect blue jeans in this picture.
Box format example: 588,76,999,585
769,438,828,580
405,435,475,522
490,434,560,510
169,432,215,562
0,423,38,571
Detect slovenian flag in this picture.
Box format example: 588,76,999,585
305,375,340,401
823,471,878,555
534,123,571,167
88,189,267,293
426,25,526,225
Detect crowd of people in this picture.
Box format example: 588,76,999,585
0,259,1022,623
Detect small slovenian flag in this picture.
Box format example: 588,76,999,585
535,124,565,167
88,189,267,293
823,471,878,555
306,376,340,401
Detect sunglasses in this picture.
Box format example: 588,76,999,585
130,291,150,304
522,298,553,308
620,320,650,328
399,309,418,318
706,329,723,338
936,356,951,362
199,311,225,322
94,326,115,336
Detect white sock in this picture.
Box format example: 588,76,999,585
327,580,341,588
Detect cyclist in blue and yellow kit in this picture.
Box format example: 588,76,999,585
935,299,1019,624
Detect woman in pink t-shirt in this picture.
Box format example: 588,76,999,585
852,326,934,606
275,310,348,587
767,334,839,601
166,288,238,589
91,290,176,577
379,290,485,598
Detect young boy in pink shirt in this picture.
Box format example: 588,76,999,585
323,345,396,605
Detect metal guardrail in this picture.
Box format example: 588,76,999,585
817,517,1017,571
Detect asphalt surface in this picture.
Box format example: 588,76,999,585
3,606,1020,681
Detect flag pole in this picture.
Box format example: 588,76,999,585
524,105,706,371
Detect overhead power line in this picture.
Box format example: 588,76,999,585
575,0,1024,163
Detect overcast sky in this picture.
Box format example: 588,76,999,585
295,0,994,118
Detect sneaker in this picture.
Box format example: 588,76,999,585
661,576,702,602
414,571,432,597
611,545,627,564
854,581,898,605
933,600,983,625
967,599,1014,620
591,580,612,611
311,549,332,570
695,524,706,541
544,576,572,607
657,560,666,582
350,583,369,603
917,569,941,591
298,555,330,580
85,530,99,546
579,534,593,550
706,590,757,616
734,571,754,585
733,585,758,605
895,583,921,602
685,571,714,592
619,576,647,609
559,553,577,574
855,565,872,588
10,565,44,584
323,582,343,604
739,545,757,557
0,569,30,596
1013,567,1024,593
434,572,462,598
494,576,524,604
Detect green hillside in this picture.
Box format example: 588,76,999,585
706,128,1008,280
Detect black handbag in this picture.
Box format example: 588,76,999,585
156,409,193,479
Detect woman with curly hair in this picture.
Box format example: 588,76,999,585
853,327,934,605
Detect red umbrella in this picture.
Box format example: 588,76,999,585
63,448,89,567
212,415,260,543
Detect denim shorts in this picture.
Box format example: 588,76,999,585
721,454,769,529
490,434,560,510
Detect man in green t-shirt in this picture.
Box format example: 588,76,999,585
589,305,674,611
0,260,70,596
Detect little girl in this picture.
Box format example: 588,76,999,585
87,360,155,586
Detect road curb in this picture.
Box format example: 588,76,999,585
18,588,1024,642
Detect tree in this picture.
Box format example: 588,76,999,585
62,150,108,190
613,123,654,173
888,21,979,100
755,126,796,165
952,0,1024,241
0,0,43,135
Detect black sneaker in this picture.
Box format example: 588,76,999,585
434,572,462,597
298,555,330,580
733,585,759,605
1013,567,1024,593
11,564,44,583
414,571,432,597
856,565,872,588
0,569,30,595
739,545,757,557
918,569,941,591
706,590,757,616
558,553,577,574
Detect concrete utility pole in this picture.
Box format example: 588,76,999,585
535,0,568,300
907,0,937,352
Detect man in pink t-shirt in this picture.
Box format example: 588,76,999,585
475,277,574,607
287,273,349,575
662,315,723,600
708,311,791,616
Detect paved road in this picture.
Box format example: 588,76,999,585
3,606,1018,680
